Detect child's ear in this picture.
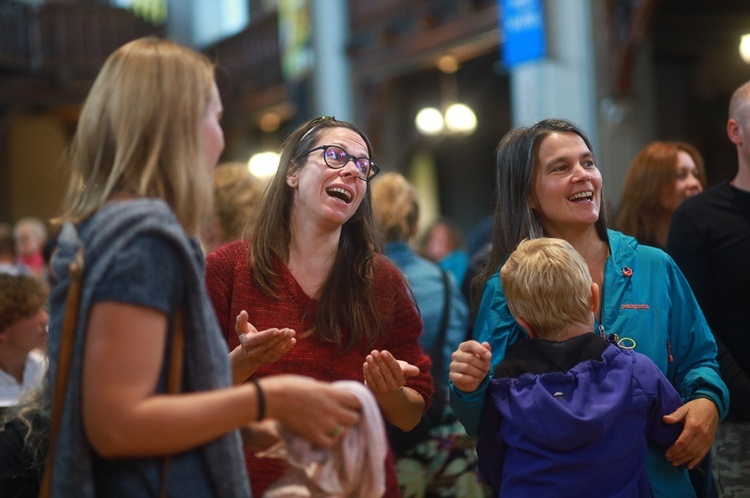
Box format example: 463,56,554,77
514,316,537,339
590,282,600,314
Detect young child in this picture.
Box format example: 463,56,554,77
0,273,48,408
476,238,684,497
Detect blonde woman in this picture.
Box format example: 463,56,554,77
47,38,359,497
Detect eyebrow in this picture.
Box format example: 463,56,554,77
328,142,370,158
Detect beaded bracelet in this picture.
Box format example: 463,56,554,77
250,378,265,421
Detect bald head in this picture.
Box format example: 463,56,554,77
729,81,750,123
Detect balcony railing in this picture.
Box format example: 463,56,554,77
0,1,160,106
0,1,159,74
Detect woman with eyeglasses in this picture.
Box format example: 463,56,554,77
205,116,432,497
449,119,728,498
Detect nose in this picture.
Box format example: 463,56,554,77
687,174,702,191
340,157,359,178
573,164,591,182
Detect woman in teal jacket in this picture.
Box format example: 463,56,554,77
450,119,728,498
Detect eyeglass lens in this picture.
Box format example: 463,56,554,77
323,146,372,180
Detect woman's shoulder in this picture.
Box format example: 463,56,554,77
608,229,673,266
206,239,250,266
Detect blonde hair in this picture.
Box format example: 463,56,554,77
371,172,419,242
58,37,216,235
13,217,47,246
213,162,264,243
501,238,592,339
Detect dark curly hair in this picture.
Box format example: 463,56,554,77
0,274,48,332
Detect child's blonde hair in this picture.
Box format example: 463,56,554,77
501,238,592,339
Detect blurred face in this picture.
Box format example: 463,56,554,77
202,83,224,174
14,226,43,256
288,127,368,232
1,307,48,356
529,132,602,237
662,150,703,213
425,224,453,262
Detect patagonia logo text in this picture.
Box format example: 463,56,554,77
621,303,650,310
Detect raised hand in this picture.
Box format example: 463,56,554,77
230,310,296,384
449,340,492,393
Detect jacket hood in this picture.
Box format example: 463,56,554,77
488,339,634,451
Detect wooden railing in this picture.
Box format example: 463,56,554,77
0,1,160,74
348,0,496,51
205,12,283,99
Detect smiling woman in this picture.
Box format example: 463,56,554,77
204,116,432,497
449,118,728,498
617,141,706,249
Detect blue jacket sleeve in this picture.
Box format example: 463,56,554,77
476,385,506,494
664,256,729,419
636,353,685,449
449,272,527,436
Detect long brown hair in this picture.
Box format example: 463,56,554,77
250,117,384,353
473,119,610,308
617,141,705,247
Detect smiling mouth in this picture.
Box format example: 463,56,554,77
568,190,593,202
327,187,352,204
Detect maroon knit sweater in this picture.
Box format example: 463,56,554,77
205,240,433,497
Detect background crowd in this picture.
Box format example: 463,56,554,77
0,35,748,498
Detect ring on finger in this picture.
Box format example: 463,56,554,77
330,423,344,438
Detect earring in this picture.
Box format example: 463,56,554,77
287,178,298,187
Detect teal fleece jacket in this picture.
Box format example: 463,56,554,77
450,229,728,498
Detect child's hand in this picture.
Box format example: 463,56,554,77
449,340,492,393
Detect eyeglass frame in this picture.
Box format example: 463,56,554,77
297,144,381,182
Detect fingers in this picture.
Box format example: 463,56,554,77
363,350,403,393
449,340,492,392
235,310,250,335
396,359,420,378
279,381,362,449
664,399,718,468
237,322,296,366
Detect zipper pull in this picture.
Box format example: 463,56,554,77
599,324,606,338
666,339,674,363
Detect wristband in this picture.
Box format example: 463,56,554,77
251,378,265,421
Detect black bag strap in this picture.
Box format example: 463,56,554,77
430,266,451,385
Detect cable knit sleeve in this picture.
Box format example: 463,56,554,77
373,255,434,410
205,241,250,344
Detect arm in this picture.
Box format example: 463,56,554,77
716,336,750,420
367,259,433,430
363,350,424,430
448,273,527,436
204,243,296,383
669,207,750,419
82,303,362,457
660,257,728,468
641,356,686,450
476,384,506,494
228,310,296,385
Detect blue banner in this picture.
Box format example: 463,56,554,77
499,0,547,68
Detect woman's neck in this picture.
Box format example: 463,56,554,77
547,226,608,322
287,218,341,298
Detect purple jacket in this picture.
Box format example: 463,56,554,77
477,333,683,498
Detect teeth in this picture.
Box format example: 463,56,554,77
328,187,352,202
568,191,592,201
